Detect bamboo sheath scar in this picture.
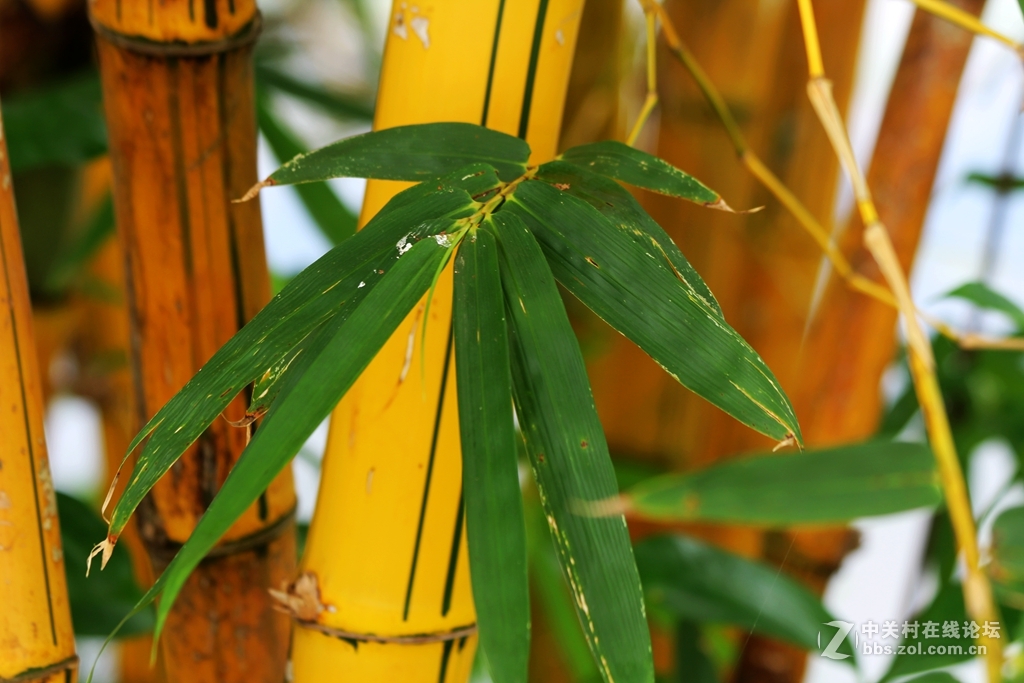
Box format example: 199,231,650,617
0,106,78,683
89,3,296,683
292,2,582,681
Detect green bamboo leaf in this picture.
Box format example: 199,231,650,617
625,442,940,525
505,180,800,444
255,63,375,122
523,494,600,682
454,222,529,683
990,506,1024,593
134,236,451,643
3,71,107,171
260,123,530,192
496,211,653,683
965,171,1024,193
671,621,718,683
58,493,153,637
944,282,1024,332
240,327,321,426
105,167,498,539
536,160,721,316
559,140,721,207
900,674,961,683
634,535,845,653
257,96,358,244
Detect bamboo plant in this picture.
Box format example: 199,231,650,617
64,2,1024,683
0,99,78,683
88,109,815,683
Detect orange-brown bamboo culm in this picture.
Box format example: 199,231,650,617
0,99,78,683
88,2,296,682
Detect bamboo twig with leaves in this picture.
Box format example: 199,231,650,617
88,111,817,683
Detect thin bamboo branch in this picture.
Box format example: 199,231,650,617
906,0,1023,53
626,3,660,146
793,2,1002,680
647,0,1023,353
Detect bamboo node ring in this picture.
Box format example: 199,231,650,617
89,13,262,57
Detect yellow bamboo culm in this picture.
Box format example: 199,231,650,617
291,2,583,681
0,104,78,683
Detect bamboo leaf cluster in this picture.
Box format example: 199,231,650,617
94,122,948,683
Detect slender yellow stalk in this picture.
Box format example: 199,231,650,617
866,224,1002,676
794,2,1002,678
644,2,1005,677
649,1,1020,353
626,4,659,146
796,0,826,78
0,101,78,683
907,0,1022,52
291,3,584,682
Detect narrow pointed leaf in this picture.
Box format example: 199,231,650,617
505,180,800,443
264,123,530,188
256,63,375,122
625,441,940,525
965,171,1024,192
945,281,1024,332
257,96,358,244
107,167,498,538
536,160,721,316
496,212,653,683
559,140,720,206
900,674,961,683
990,506,1024,591
523,495,600,682
634,535,846,654
454,222,529,683
144,235,450,640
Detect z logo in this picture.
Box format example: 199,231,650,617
819,620,853,660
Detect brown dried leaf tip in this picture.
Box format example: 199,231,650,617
705,197,764,214
236,178,275,203
226,408,266,428
772,433,798,452
86,535,116,576
270,571,328,622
